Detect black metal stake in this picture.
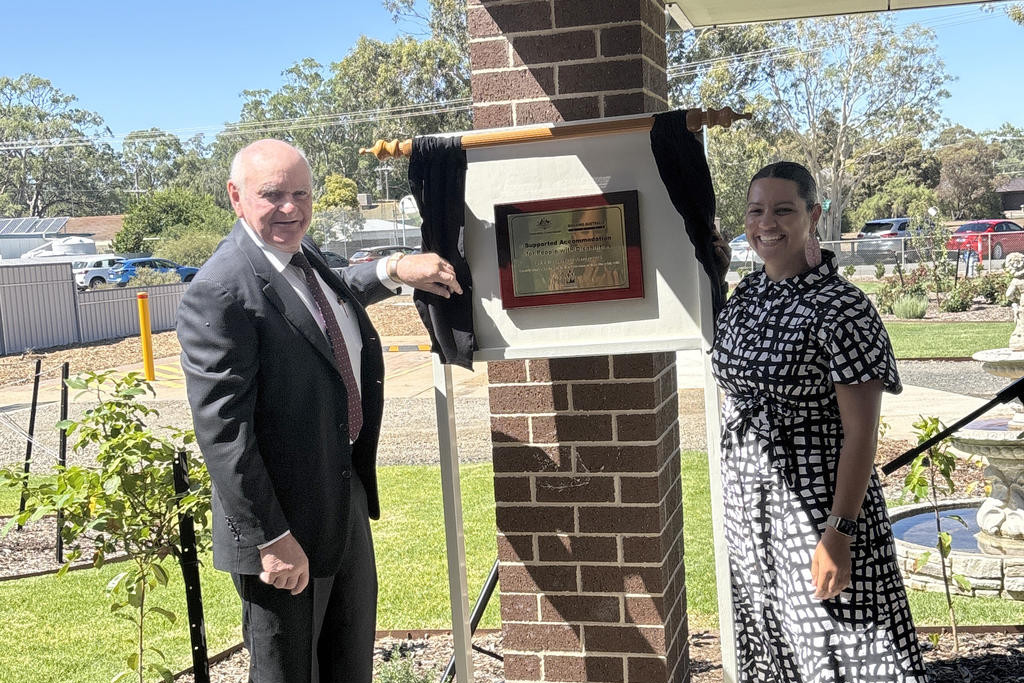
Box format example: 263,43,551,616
440,559,502,683
17,358,43,531
173,451,209,682
55,362,68,565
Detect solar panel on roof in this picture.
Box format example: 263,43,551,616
0,217,70,236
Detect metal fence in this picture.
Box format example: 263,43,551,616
0,262,186,356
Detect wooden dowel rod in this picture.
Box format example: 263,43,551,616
358,107,751,160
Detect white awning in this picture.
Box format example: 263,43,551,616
666,0,985,29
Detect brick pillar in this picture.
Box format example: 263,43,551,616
469,2,685,682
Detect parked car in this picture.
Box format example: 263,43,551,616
348,245,418,264
71,254,124,289
854,218,913,262
322,250,349,269
945,220,1024,261
108,257,199,286
728,234,762,268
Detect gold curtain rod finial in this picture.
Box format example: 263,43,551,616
358,138,412,160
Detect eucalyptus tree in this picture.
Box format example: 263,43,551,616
122,128,184,193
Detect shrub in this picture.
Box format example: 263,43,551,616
940,282,974,313
891,295,929,319
124,270,182,287
974,270,1010,305
874,262,887,280
375,648,437,683
877,277,927,314
153,229,223,267
842,264,856,279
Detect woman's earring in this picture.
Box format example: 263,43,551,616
805,231,822,268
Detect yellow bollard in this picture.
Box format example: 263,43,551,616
136,292,155,381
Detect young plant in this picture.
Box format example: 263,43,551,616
874,262,887,280
843,264,856,280
0,371,211,683
903,416,971,653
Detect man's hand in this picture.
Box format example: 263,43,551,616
395,253,463,298
811,528,852,600
259,533,310,595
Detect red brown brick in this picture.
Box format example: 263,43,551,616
503,622,582,652
581,565,665,593
535,474,615,502
622,534,668,564
575,444,660,472
537,534,618,563
529,356,610,381
488,359,528,383
497,504,575,533
585,624,666,655
498,533,535,562
501,592,540,621
467,2,552,39
544,655,625,682
489,383,569,414
619,474,661,503
541,594,621,622
572,381,660,411
473,103,514,130
615,395,678,441
554,0,642,28
603,91,665,116
628,655,669,682
491,415,530,442
625,596,665,625
558,58,644,94
532,413,613,442
512,30,597,66
612,352,673,379
504,653,542,682
515,96,600,124
500,563,579,593
470,38,511,70
494,475,533,502
600,24,642,58
472,67,555,102
579,505,663,534
493,444,571,472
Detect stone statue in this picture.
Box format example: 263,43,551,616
1006,252,1024,351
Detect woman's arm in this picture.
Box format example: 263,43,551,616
811,378,883,600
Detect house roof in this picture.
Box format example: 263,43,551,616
667,0,982,28
997,177,1024,194
64,214,124,242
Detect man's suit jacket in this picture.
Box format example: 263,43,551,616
177,221,392,577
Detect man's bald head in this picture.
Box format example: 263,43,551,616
229,139,313,193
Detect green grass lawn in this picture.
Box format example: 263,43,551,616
885,321,1013,359
2,457,1022,680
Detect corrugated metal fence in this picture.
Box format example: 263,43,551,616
0,263,186,356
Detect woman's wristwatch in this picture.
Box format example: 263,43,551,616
826,514,857,538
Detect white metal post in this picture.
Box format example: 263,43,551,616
697,276,737,682
433,355,475,682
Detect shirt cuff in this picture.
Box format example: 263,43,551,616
257,529,291,550
376,255,403,292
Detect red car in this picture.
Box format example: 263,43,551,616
945,220,1024,261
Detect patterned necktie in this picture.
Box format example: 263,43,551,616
290,250,363,439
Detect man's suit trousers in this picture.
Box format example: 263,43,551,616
232,474,377,683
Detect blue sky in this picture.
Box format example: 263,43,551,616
0,1,1020,140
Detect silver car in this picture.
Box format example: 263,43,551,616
853,218,912,262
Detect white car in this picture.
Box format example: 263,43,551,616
729,234,762,268
72,254,124,289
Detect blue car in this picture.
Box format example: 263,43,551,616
108,257,199,286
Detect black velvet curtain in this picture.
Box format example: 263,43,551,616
408,135,477,369
649,110,728,319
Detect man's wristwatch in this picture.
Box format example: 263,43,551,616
826,514,857,538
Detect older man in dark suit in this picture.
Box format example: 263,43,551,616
177,138,460,682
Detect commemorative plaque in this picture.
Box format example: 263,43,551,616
494,190,643,309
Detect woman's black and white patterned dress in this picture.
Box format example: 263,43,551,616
711,252,929,682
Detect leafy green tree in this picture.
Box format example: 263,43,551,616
122,128,184,193
315,173,360,211
152,228,225,267
114,187,233,253
934,127,1004,220
705,121,777,238
0,74,126,216
847,177,939,230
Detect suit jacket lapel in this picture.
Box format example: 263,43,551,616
231,224,338,373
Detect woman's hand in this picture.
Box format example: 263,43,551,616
811,528,852,600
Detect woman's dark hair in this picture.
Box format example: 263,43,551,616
749,161,818,211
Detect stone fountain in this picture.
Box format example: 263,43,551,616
892,252,1024,596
